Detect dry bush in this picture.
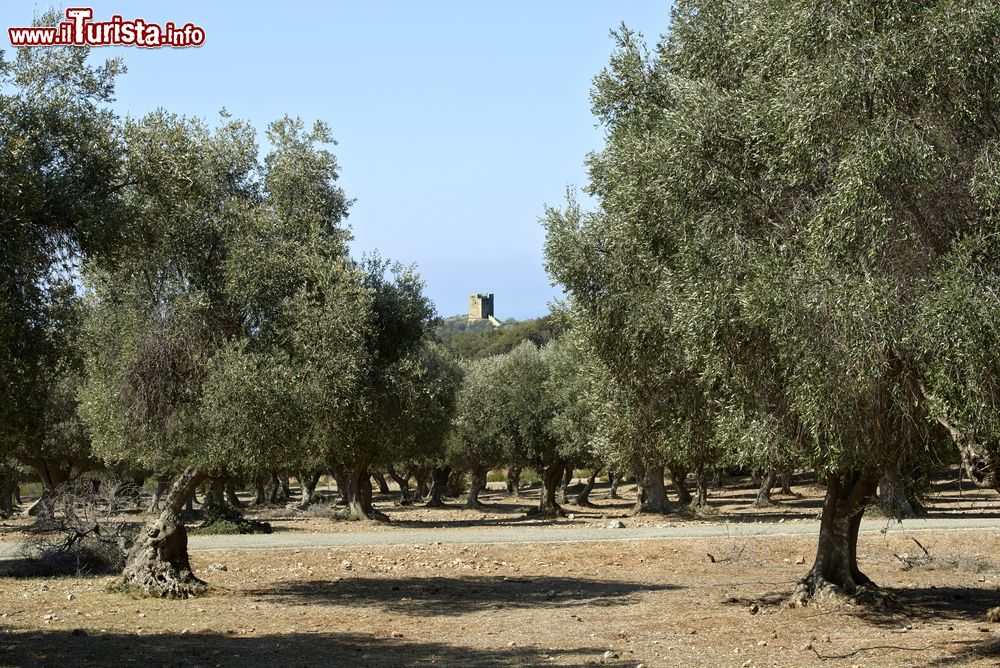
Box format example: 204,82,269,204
17,478,139,576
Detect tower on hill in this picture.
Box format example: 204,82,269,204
468,293,501,326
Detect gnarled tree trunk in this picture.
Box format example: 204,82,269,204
225,481,243,508
388,466,412,505
373,472,391,495
559,465,574,504
19,456,73,518
332,463,387,521
755,471,778,507
119,467,208,598
693,466,708,507
576,468,601,507
633,464,671,514
609,470,622,499
296,470,323,509
790,470,880,605
534,462,566,517
466,465,488,509
425,465,452,508
148,477,170,513
0,474,15,518
876,473,924,518
669,466,692,506
506,466,521,496
780,469,795,496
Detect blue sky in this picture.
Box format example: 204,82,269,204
9,2,670,319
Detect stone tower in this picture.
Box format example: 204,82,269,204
468,293,494,320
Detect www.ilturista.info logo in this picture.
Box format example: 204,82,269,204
8,8,205,48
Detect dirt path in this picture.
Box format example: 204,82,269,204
4,514,996,558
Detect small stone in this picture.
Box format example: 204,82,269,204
602,650,619,660
801,642,813,651
757,640,767,646
180,629,190,635
208,563,227,572
341,560,353,571
986,607,1000,623
820,634,830,643
66,593,76,601
609,520,625,529
567,514,575,520
42,614,56,621
794,556,805,565
390,631,403,638
748,603,760,615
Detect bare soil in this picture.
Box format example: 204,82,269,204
0,471,997,667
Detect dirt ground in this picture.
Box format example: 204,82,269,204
0,472,998,667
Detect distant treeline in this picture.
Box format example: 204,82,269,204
436,315,566,360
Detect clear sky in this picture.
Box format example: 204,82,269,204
8,2,671,319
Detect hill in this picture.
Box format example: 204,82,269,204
436,314,566,360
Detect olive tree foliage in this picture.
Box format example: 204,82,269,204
0,28,123,489
545,0,1000,604
489,341,569,516
80,112,367,596
325,259,461,521
448,355,510,508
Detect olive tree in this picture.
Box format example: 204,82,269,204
0,28,123,498
546,0,1000,604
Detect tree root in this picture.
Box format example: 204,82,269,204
787,575,896,609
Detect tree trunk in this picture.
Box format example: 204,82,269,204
19,457,72,518
297,470,322,509
669,466,692,506
148,478,170,513
780,469,795,496
609,470,622,499
755,471,778,507
694,467,709,507
506,466,522,497
373,472,391,495
119,467,208,598
388,467,412,505
204,479,225,508
225,482,243,508
559,465,574,504
633,464,671,515
332,463,387,521
534,462,566,517
466,465,488,509
790,471,881,605
425,465,452,508
415,466,432,500
253,475,268,506
576,468,600,507
876,473,923,518
0,474,15,518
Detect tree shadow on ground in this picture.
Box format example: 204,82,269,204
0,628,615,667
251,574,680,617
925,637,1000,666
858,585,999,626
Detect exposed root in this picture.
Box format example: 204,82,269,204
787,574,895,609
526,505,567,519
